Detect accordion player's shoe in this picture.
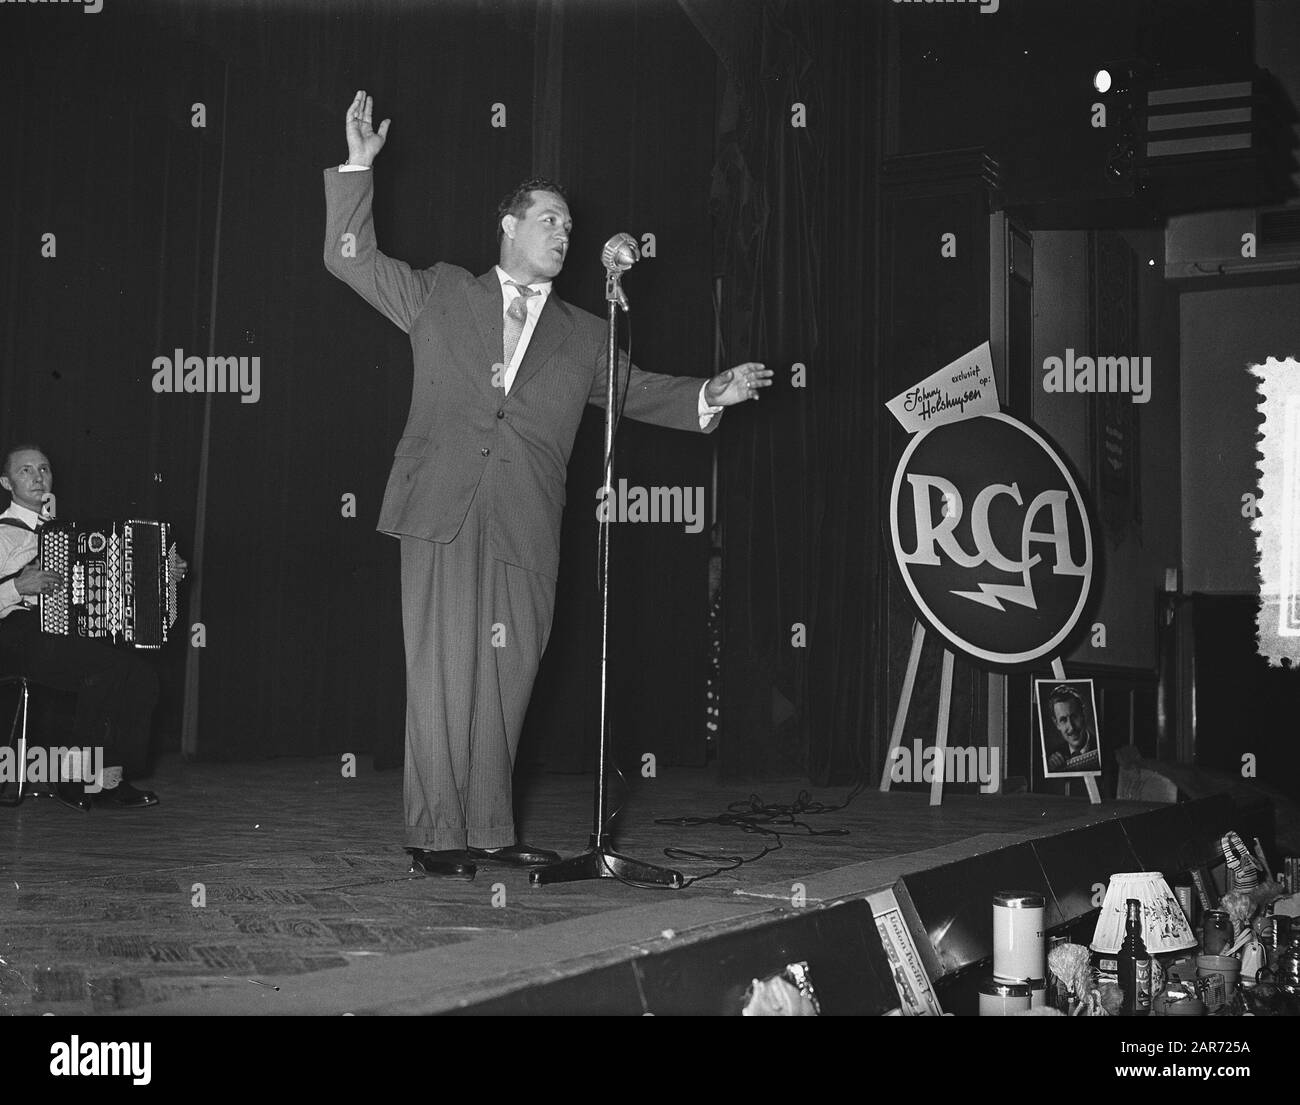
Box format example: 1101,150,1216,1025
90,781,159,809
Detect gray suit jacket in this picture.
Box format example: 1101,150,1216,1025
323,168,718,580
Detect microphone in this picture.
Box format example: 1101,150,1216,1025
601,233,640,273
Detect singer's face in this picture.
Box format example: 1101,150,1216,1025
501,190,572,283
1,449,53,513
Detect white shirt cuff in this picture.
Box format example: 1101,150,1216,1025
338,163,370,173
697,383,723,427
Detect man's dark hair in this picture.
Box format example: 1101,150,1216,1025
496,178,569,244
1048,685,1086,713
1,443,46,480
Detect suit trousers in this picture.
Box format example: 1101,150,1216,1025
400,492,556,851
0,610,159,778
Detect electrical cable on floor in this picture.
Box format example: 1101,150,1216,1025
595,770,868,890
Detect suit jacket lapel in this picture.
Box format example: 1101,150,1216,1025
510,293,572,396
469,270,505,380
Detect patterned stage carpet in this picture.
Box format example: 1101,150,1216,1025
0,758,1130,1014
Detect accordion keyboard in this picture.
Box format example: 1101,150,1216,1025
39,527,71,635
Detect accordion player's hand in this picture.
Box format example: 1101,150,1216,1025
14,563,64,597
169,550,189,583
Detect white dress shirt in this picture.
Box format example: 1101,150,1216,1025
0,501,42,620
494,264,551,395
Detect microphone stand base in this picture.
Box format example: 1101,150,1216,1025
529,846,684,889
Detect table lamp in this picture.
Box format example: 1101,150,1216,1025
1090,871,1199,955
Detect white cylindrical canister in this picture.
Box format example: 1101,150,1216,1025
979,978,1031,1016
992,891,1046,982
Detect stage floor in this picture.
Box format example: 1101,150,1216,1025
0,757,1163,1015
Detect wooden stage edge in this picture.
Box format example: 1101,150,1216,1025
0,757,1264,1016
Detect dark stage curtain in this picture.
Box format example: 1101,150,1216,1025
0,0,716,772
680,0,884,784
521,1,719,775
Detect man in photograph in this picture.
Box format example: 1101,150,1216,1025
323,91,772,880
1044,684,1100,773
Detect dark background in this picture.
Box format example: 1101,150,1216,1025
1,0,1297,797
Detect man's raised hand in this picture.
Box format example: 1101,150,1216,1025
345,90,390,168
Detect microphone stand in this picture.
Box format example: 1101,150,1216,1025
530,266,684,889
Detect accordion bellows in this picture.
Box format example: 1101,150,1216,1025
39,520,179,648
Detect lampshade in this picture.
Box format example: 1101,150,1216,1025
1090,871,1198,955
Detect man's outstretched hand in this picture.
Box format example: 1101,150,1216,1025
705,362,772,407
345,89,390,168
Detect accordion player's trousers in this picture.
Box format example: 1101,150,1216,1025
0,611,158,778
398,504,556,852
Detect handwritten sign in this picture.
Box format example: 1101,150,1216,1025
887,341,999,434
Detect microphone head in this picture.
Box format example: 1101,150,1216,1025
602,232,640,273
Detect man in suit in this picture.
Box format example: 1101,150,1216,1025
324,90,770,879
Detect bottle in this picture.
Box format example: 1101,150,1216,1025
1202,910,1232,955
1118,898,1152,1016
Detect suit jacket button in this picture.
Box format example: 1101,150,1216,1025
496,409,505,419
481,447,490,456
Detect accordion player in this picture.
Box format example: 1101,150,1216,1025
38,519,180,648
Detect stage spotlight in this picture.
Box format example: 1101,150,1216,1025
1095,61,1140,97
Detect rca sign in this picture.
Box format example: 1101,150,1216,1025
890,413,1095,668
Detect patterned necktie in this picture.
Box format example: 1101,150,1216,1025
503,281,539,368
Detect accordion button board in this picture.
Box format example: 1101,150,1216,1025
38,520,179,649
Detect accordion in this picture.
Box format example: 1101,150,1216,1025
38,520,179,648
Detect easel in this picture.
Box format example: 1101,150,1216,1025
879,621,952,806
879,622,1100,806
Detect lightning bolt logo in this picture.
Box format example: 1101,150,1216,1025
950,581,1038,611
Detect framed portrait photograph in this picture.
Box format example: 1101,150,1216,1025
1035,678,1102,778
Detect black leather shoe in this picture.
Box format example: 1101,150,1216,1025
408,849,477,880
90,781,159,809
54,781,92,812
468,843,561,867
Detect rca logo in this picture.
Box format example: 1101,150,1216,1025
899,478,1087,608
890,413,1095,667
